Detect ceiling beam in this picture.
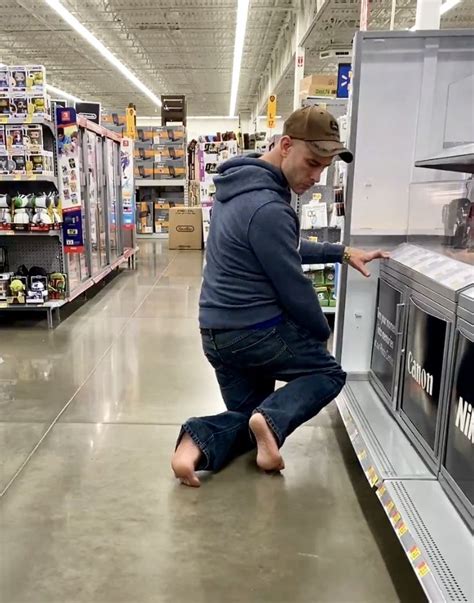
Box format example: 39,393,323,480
253,0,324,117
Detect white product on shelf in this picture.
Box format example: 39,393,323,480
301,201,328,229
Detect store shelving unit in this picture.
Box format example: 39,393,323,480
334,30,473,602
136,178,186,187
0,103,137,327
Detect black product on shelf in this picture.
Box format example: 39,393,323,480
0,246,8,271
370,276,404,408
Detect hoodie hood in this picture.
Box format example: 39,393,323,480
214,156,291,204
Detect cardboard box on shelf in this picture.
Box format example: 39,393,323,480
153,164,186,179
134,159,154,179
169,207,202,250
299,74,337,99
136,201,153,233
154,127,185,144
135,147,154,160
154,201,175,234
137,127,154,142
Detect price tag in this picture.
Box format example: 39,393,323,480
376,485,386,499
14,174,21,180
312,193,322,201
385,500,395,513
396,522,408,537
357,449,367,461
416,561,430,578
28,175,37,181
25,115,33,123
390,510,401,525
408,546,421,561
366,466,379,486
0,116,8,124
0,301,7,308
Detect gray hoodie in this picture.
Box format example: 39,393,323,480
199,156,344,341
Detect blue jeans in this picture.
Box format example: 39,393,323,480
178,318,346,472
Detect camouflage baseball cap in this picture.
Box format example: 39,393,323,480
283,105,353,163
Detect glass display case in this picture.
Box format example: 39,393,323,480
335,30,473,601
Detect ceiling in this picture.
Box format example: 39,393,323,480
0,0,473,118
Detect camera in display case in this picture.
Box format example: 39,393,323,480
439,286,473,526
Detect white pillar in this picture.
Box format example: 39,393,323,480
414,0,442,29
293,14,305,111
293,45,305,110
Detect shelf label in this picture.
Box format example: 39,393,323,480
408,545,421,561
416,561,430,578
376,485,386,498
366,466,379,486
396,521,408,537
357,449,367,461
390,511,401,525
0,116,7,124
385,500,395,514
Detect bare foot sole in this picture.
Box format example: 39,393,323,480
249,413,285,472
171,433,202,487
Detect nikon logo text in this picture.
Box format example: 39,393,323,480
455,397,474,443
407,351,433,396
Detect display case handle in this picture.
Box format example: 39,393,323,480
395,302,405,336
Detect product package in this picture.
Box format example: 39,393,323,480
137,201,153,233
0,96,9,115
0,65,9,92
9,95,28,117
28,94,49,117
169,207,203,250
154,201,175,234
9,67,27,92
8,275,27,304
26,65,46,92
0,125,6,151
24,125,44,152
10,152,26,174
27,275,48,304
6,126,25,150
315,286,329,307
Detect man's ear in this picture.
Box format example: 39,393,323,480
279,135,292,158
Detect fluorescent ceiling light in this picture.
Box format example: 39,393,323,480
409,0,462,29
229,0,250,117
46,83,82,103
440,0,461,14
44,0,161,107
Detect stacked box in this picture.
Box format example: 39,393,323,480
0,124,52,175
0,64,49,119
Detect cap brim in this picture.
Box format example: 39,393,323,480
308,141,353,164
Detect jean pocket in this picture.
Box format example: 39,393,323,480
223,328,293,368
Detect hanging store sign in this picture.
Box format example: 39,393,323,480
400,301,447,450
56,107,84,253
267,94,277,129
161,95,186,125
371,279,402,399
337,64,352,99
443,332,473,504
75,102,101,125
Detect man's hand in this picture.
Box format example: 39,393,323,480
346,247,390,278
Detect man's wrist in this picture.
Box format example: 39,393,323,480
343,247,352,264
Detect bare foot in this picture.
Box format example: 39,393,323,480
171,433,202,487
249,413,285,472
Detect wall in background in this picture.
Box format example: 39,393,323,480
136,116,284,142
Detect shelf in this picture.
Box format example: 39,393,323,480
0,115,55,133
135,179,186,187
0,229,61,236
415,143,474,174
0,174,57,184
137,232,168,239
322,306,336,314
337,380,472,602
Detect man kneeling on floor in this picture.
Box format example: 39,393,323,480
172,106,387,487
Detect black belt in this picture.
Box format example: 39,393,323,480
200,327,232,335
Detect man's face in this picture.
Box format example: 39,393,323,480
280,137,333,195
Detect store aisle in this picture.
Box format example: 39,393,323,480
0,241,425,603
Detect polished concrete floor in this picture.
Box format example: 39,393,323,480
0,241,426,603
